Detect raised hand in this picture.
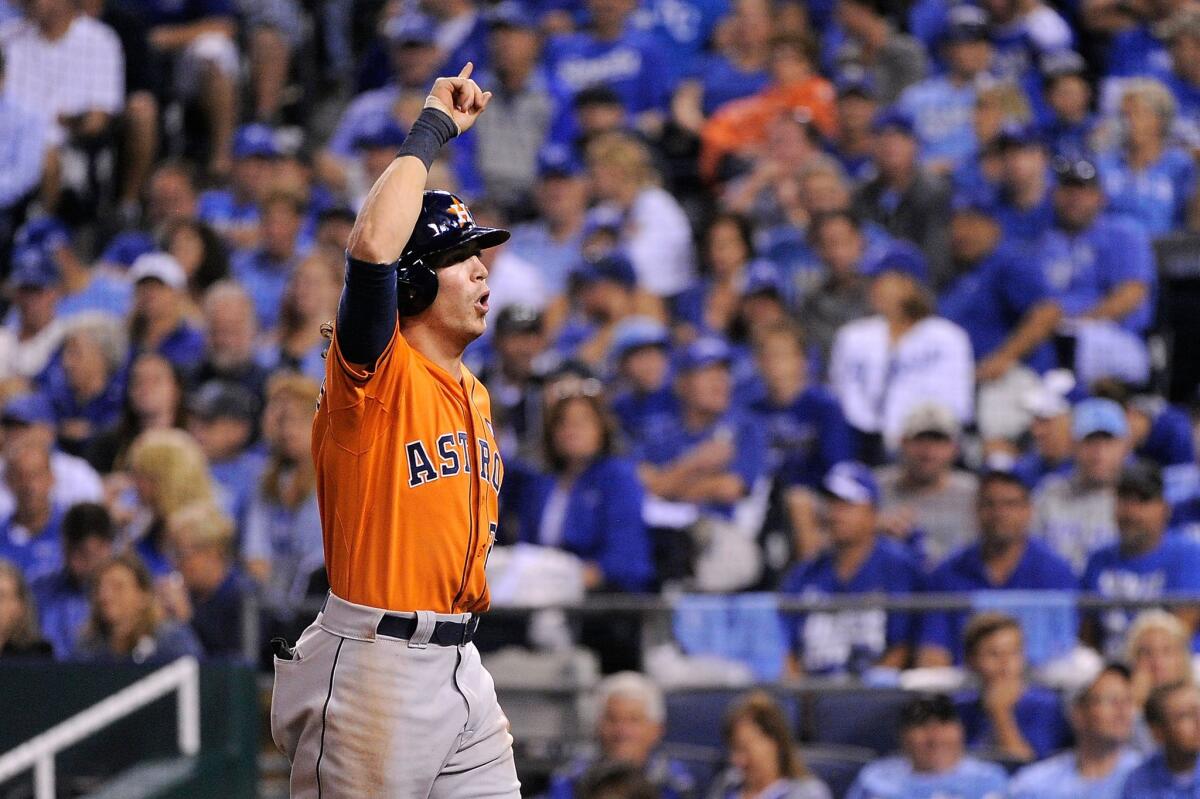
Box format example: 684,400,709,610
425,63,493,136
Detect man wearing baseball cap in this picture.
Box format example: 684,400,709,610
1012,370,1076,487
848,694,1008,799
1009,661,1141,799
1039,154,1155,385
1082,462,1200,658
128,252,205,370
6,240,66,379
1033,397,1129,571
608,316,675,444
197,123,281,248
778,461,920,678
993,121,1055,244
185,380,264,524
877,402,980,566
634,336,767,591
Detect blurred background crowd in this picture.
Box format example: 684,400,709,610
3,0,1200,796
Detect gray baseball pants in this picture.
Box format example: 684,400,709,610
271,592,521,798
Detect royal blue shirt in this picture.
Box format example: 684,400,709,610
994,187,1056,244
0,507,64,584
1082,534,1200,656
955,684,1072,760
631,0,729,83
938,243,1057,370
1036,214,1156,333
42,364,126,436
1135,399,1200,507
1121,752,1200,799
919,539,1078,663
778,536,920,676
543,29,674,115
693,53,771,115
508,456,655,592
612,385,678,445
1013,452,1073,491
1041,115,1098,161
189,566,254,659
1098,148,1197,238
148,323,206,371
197,189,259,241
31,569,89,659
749,386,855,490
634,408,767,518
1106,26,1172,78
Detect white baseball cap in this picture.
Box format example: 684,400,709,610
129,253,187,291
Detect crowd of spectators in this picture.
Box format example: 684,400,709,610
2,0,1200,795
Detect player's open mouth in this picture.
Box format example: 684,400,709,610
475,293,490,313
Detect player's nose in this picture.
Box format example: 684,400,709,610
472,254,488,280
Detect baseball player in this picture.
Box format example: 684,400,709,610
270,64,520,798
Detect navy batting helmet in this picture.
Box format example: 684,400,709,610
396,190,510,316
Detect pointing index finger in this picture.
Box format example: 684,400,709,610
458,62,474,80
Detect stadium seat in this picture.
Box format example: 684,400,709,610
806,689,913,754
663,688,801,748
799,744,875,798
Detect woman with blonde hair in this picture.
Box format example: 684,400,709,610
74,553,203,663
0,559,52,659
586,131,696,300
1126,609,1196,752
1097,77,1195,236
710,691,831,799
124,428,217,576
242,373,324,605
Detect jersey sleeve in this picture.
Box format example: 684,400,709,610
322,320,405,453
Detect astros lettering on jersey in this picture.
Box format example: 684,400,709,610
313,321,502,613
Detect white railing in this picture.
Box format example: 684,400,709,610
0,656,201,799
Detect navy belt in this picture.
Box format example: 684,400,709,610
376,614,480,646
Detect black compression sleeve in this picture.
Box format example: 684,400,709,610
336,254,398,366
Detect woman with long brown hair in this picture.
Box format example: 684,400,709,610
73,553,203,663
85,352,188,474
242,372,324,605
711,691,830,799
262,252,341,382
0,559,52,659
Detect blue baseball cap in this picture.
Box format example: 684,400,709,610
1,393,55,426
353,111,408,151
822,461,881,505
996,120,1043,150
488,0,537,29
233,123,280,159
871,107,916,136
742,259,787,297
99,231,156,268
836,71,877,99
611,316,670,362
863,242,929,284
1072,398,1128,440
9,244,61,289
676,336,734,373
386,13,437,46
537,143,583,178
951,190,999,217
572,252,637,288
14,216,71,253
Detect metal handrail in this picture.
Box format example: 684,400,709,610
0,656,201,799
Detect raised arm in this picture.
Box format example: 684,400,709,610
337,64,491,367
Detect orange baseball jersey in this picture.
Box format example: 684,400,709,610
312,321,502,614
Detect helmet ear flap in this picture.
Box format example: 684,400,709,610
396,257,439,316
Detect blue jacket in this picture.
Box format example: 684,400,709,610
509,456,655,592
